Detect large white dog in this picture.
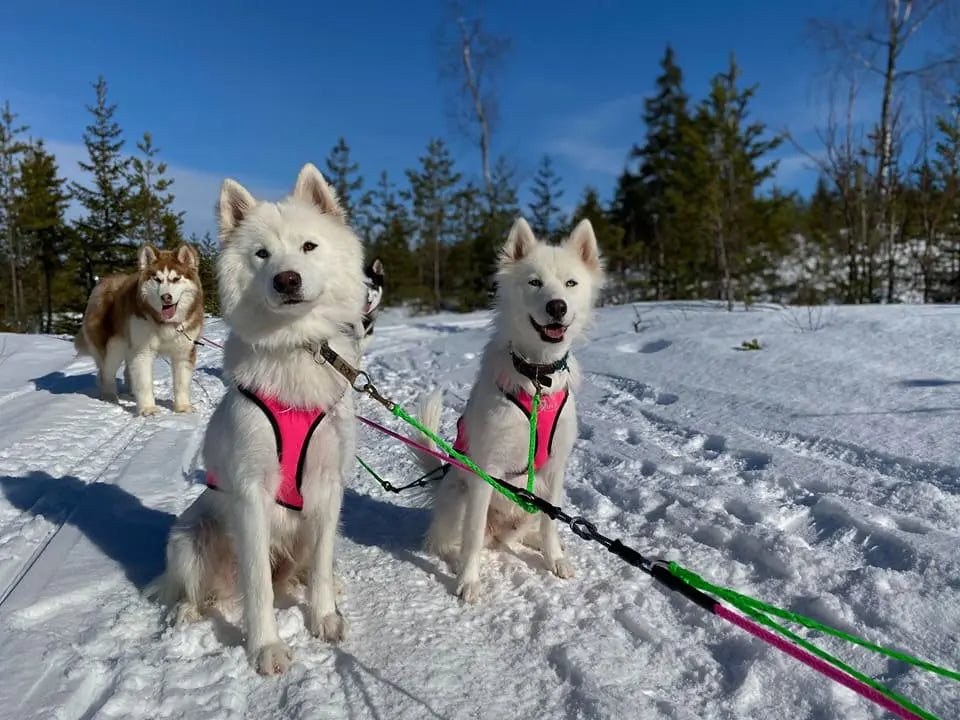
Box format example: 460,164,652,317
147,163,366,675
413,217,604,603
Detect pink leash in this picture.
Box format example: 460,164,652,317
356,414,475,475
713,605,924,720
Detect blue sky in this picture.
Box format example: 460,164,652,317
1,0,955,239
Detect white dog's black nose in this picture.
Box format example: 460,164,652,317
546,299,567,320
161,293,173,305
273,271,302,295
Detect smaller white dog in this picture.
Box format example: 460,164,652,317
413,217,604,603
147,163,366,675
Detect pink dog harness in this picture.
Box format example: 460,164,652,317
206,387,326,511
453,386,569,474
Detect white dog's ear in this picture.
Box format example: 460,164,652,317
501,217,538,264
293,162,343,219
138,244,158,270
564,218,601,273
177,244,199,269
218,178,256,240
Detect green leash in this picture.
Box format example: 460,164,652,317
526,388,540,495
327,340,956,718
670,562,960,682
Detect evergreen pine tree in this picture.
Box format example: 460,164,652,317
571,187,623,289
695,53,782,307
445,180,486,309
191,231,220,315
70,76,135,293
633,45,695,298
14,140,70,332
406,138,462,311
325,137,369,234
610,169,653,298
471,155,519,304
129,131,183,248
368,171,417,302
528,154,564,241
934,97,960,299
0,101,30,328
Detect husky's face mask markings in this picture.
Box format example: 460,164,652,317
138,244,200,323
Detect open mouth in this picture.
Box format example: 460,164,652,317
161,302,178,321
529,316,568,343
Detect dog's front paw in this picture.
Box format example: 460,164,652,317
138,405,159,417
548,556,575,579
170,601,203,625
173,402,196,413
308,610,347,643
252,642,293,676
456,580,483,604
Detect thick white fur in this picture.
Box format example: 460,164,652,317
413,217,604,603
146,163,367,675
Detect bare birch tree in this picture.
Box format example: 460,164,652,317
809,0,960,301
436,0,511,206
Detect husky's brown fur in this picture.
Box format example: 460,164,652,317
76,244,204,415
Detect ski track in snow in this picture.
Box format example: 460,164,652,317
0,304,958,719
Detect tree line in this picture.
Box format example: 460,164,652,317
2,1,959,334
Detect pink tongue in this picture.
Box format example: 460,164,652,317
545,325,566,339
161,304,176,320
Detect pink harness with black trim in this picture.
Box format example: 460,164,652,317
452,349,571,475
206,386,326,511
453,386,568,473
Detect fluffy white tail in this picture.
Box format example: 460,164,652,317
410,388,445,474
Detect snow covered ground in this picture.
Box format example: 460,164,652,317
0,302,958,720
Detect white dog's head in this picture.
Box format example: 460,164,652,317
495,217,604,359
215,163,366,348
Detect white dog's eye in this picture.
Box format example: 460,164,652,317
255,248,270,259
565,279,578,287
528,278,543,288
153,277,161,284
302,242,317,252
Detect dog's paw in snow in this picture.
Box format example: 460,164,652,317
173,402,196,413
308,610,347,643
138,405,160,417
548,556,575,579
252,642,293,675
457,580,483,604
170,601,203,625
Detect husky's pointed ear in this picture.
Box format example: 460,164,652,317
218,178,256,241
138,243,158,270
177,244,199,269
293,162,344,219
501,217,538,265
371,257,384,275
564,218,601,273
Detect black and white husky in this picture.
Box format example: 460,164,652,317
360,257,384,352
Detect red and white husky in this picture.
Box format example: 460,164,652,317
74,244,204,416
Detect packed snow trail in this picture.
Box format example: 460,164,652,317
0,303,958,719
